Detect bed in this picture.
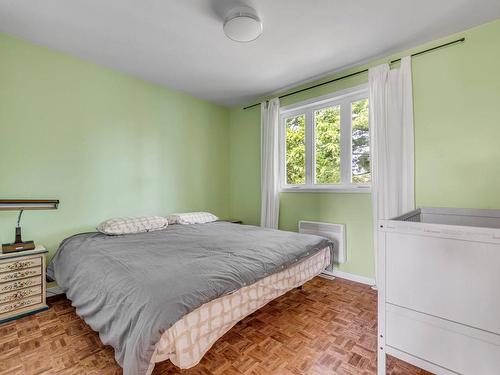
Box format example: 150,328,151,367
47,221,332,375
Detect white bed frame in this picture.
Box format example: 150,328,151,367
377,207,500,375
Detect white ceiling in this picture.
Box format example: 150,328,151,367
1,1,499,107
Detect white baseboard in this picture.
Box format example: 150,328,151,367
46,286,65,298
320,269,375,286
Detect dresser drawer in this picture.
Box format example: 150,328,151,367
0,276,42,294
0,294,42,315
0,256,42,273
0,285,42,304
0,267,41,283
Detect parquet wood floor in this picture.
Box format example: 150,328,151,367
0,277,432,375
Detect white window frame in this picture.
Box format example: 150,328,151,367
279,84,370,193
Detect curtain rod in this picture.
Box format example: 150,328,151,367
243,37,465,110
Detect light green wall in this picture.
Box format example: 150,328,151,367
0,33,230,262
229,19,500,279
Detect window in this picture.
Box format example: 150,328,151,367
280,85,370,192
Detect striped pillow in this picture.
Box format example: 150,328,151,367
97,216,168,235
166,212,218,225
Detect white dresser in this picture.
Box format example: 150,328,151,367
377,208,500,375
0,245,48,323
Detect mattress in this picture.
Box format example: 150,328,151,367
147,246,331,373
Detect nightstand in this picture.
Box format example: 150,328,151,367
0,245,49,323
219,219,243,224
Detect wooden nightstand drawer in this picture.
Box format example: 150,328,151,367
0,294,42,315
0,267,41,283
0,285,42,304
0,276,42,294
0,256,42,273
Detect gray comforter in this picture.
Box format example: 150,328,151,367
47,222,332,375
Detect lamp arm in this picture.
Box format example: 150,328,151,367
16,209,24,228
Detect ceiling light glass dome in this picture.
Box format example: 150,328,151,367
223,8,263,42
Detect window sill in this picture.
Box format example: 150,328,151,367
280,185,371,193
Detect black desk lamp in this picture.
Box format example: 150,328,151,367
1,199,59,253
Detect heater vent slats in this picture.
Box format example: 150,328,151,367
299,221,346,264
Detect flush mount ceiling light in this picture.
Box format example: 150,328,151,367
223,8,263,42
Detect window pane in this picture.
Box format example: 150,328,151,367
285,114,306,184
351,99,370,183
315,106,341,184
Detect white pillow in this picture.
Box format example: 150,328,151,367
166,212,218,225
97,216,168,235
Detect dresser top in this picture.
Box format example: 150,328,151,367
0,245,47,260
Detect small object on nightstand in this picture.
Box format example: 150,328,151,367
0,245,49,323
220,219,243,224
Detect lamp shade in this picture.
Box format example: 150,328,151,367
0,199,59,211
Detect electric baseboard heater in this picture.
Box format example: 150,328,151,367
299,220,345,276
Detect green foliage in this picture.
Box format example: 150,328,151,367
351,99,370,183
284,99,370,186
315,107,341,184
285,115,305,184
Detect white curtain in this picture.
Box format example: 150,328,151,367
260,98,280,229
369,56,415,286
